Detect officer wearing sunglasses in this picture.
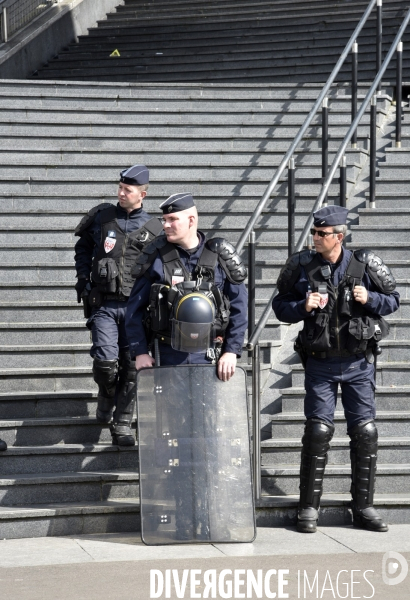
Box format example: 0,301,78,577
273,205,400,535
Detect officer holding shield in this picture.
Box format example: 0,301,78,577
273,206,400,534
74,165,162,445
125,193,248,381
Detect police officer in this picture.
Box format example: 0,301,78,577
273,206,400,533
74,165,162,446
125,193,248,381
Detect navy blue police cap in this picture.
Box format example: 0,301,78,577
119,164,149,186
159,193,195,214
313,206,349,227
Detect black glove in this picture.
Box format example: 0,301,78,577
75,277,89,303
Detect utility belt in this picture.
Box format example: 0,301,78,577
305,348,364,359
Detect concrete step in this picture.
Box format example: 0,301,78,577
0,444,138,475
0,499,141,539
262,437,410,465
0,417,134,446
261,463,410,495
0,471,139,506
0,390,97,420
1,492,410,538
271,411,410,438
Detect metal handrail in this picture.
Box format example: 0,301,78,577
247,6,410,351
235,0,378,255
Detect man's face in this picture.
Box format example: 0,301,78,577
311,226,340,254
117,182,146,212
161,211,192,245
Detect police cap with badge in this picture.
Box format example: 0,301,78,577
312,205,349,227
120,164,149,186
159,193,195,214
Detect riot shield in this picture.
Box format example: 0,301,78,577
137,365,255,545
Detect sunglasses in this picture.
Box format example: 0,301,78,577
310,228,335,238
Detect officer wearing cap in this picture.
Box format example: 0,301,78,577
74,165,162,445
273,205,400,534
125,193,248,381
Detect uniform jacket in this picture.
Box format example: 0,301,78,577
125,231,248,359
272,248,400,335
74,204,151,279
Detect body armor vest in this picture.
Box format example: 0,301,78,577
91,206,162,298
145,241,231,346
299,253,388,355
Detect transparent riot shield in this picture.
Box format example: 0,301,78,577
137,365,255,545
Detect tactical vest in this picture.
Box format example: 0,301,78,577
90,206,162,298
298,252,389,356
143,240,235,346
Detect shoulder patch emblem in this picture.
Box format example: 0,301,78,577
104,237,116,253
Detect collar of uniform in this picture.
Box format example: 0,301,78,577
115,203,143,218
175,230,205,256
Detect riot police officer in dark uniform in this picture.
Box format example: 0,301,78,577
273,206,400,534
125,193,248,381
74,165,162,446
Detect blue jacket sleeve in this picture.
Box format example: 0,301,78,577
125,276,152,358
272,267,314,324
362,273,400,316
222,278,248,356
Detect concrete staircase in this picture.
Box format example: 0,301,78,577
33,0,410,83
0,78,385,537
260,96,410,526
0,0,409,537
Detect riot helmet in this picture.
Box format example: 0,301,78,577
171,292,215,352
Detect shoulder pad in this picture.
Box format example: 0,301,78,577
130,235,166,279
207,237,247,284
354,249,396,293
276,250,316,294
74,203,113,236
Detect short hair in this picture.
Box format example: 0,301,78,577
138,184,149,193
333,224,347,236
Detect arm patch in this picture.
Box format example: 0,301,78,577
354,249,396,293
74,203,114,237
276,250,316,294
206,237,247,284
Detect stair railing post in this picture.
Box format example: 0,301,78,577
351,42,358,148
252,343,261,502
369,95,377,208
322,97,329,205
247,231,256,362
396,41,403,148
340,155,347,209
377,0,382,93
288,158,295,256
1,7,8,43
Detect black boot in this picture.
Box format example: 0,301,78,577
0,439,7,451
297,419,334,533
349,420,388,532
111,351,136,446
93,358,118,423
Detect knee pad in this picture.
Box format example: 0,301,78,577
302,418,335,456
349,420,378,455
93,358,118,387
118,351,137,383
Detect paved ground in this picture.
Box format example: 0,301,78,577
0,525,409,599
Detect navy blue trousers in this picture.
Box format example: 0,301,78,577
304,354,376,431
87,300,129,361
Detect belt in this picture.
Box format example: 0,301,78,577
104,293,128,302
306,349,363,359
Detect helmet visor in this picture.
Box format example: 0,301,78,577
171,320,214,353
